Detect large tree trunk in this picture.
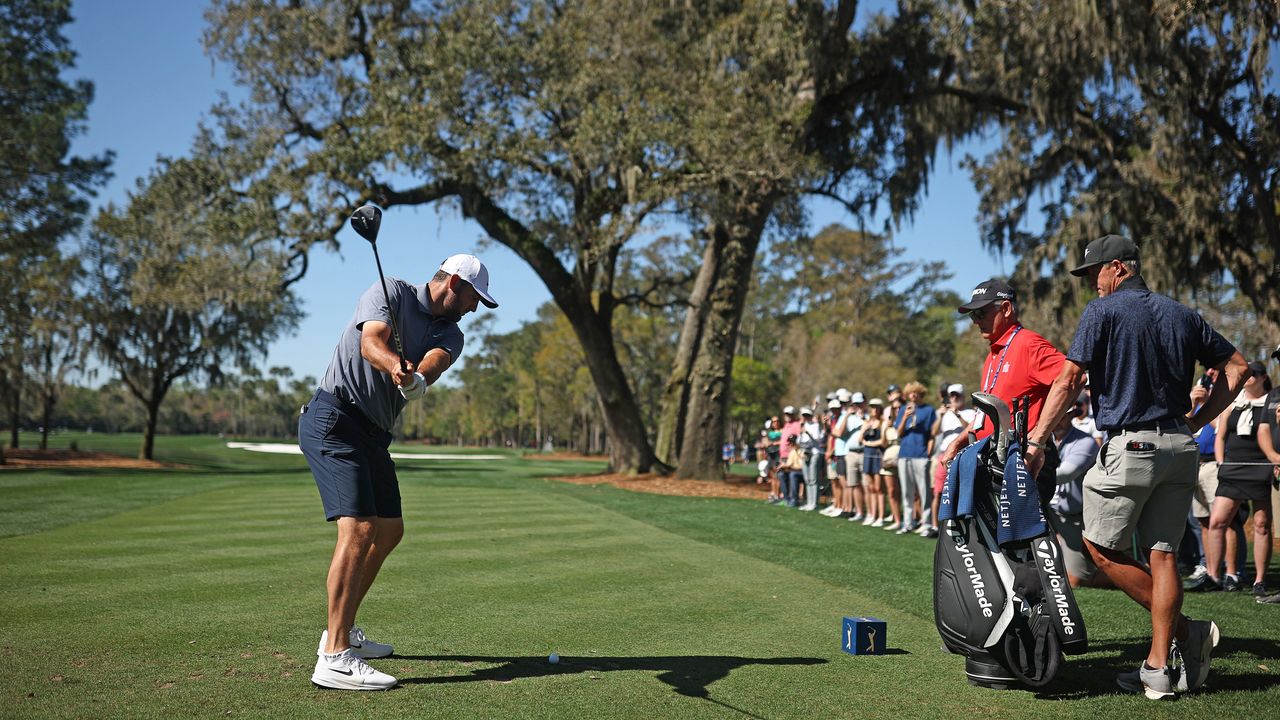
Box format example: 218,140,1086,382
455,190,657,474
556,308,653,471
654,236,722,465
674,210,771,480
40,390,52,450
39,344,53,450
141,398,160,461
7,378,19,450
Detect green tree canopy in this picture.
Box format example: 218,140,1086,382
928,0,1280,318
84,156,302,459
0,0,111,458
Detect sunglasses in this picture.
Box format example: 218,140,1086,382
967,300,1011,320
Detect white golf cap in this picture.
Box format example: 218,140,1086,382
827,399,842,410
440,254,498,308
947,383,965,395
782,405,796,415
836,388,852,403
851,391,866,403
800,406,814,416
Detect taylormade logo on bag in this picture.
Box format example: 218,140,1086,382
1036,539,1076,635
950,526,993,617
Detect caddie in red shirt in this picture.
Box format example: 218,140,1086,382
939,278,1065,489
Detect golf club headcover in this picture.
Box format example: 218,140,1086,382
399,371,427,400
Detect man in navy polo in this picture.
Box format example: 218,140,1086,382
1024,234,1248,699
299,254,498,690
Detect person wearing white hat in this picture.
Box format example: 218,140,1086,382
300,252,497,690
834,390,868,521
437,253,499,313
814,398,844,516
798,407,825,511
927,384,975,538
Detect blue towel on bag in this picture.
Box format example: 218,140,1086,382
938,437,989,522
997,442,1048,547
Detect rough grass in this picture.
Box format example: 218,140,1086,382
2,434,1277,719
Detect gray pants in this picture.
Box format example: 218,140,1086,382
899,457,931,529
803,452,823,507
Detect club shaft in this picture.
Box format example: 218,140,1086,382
370,244,408,371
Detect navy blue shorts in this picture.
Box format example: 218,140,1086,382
862,449,883,477
298,390,401,521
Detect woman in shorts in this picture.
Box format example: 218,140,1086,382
1207,363,1280,595
859,399,887,526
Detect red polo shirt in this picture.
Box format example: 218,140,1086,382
974,324,1064,440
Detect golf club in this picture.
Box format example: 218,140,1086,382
350,204,409,373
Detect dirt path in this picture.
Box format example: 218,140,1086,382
0,448,179,470
549,471,771,500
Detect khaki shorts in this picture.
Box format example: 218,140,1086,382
1190,460,1219,518
1082,428,1198,554
846,451,864,487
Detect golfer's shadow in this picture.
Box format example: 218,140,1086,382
397,653,826,697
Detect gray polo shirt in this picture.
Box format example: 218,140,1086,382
320,278,464,432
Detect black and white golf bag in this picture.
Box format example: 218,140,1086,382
932,393,1088,689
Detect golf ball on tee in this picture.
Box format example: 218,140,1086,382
548,652,560,664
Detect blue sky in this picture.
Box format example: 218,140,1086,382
66,0,1010,381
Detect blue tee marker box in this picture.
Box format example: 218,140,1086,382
842,616,887,655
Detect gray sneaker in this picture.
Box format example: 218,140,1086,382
317,627,394,659
1116,663,1177,700
1258,592,1280,604
1173,619,1219,692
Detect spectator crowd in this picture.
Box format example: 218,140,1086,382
747,339,1280,604
735,235,1280,698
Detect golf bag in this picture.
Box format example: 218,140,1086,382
932,393,1088,689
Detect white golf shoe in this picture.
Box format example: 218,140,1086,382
317,627,394,659
311,649,397,691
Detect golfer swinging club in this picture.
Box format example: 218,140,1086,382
299,252,498,690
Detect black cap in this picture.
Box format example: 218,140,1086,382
1070,234,1139,276
886,384,900,393
956,279,1016,313
1271,343,1280,361
1248,361,1268,377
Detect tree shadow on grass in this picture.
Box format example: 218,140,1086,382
1031,635,1280,699
397,654,827,718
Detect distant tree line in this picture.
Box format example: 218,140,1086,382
42,368,314,440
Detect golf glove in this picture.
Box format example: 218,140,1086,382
399,371,428,401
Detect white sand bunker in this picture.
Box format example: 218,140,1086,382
226,442,506,461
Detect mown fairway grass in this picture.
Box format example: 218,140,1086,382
2,433,1278,719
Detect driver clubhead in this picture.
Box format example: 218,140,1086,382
350,204,383,244
971,391,1011,464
